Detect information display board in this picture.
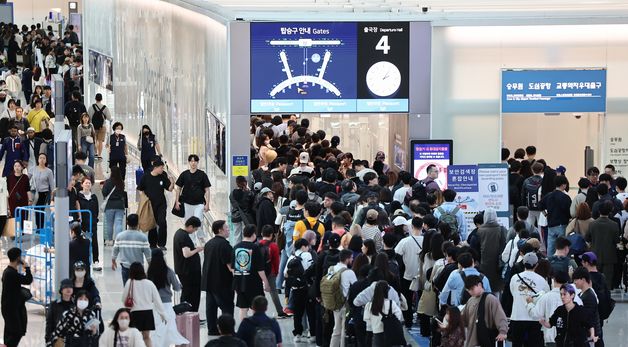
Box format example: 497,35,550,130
410,140,453,189
448,163,510,230
501,69,607,113
250,22,409,113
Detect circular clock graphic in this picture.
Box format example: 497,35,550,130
366,61,401,97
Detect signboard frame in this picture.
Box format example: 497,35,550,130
410,139,453,190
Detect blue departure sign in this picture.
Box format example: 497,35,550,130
250,22,409,113
501,69,607,113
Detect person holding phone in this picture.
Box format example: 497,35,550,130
48,290,99,347
1,247,33,347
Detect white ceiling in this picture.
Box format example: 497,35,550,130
193,0,628,23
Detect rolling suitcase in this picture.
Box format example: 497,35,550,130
135,167,144,184
176,312,200,347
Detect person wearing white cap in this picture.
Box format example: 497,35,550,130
509,251,550,347
289,152,314,178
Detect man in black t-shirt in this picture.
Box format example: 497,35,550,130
174,154,211,244
173,217,203,312
137,159,174,248
202,220,234,336
233,224,271,321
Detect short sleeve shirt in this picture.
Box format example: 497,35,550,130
204,235,233,293
138,172,170,207
173,229,201,282
232,241,264,294
176,170,211,205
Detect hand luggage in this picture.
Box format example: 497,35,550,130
135,167,144,184
176,312,200,347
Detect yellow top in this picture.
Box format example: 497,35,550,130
27,109,50,133
293,216,325,242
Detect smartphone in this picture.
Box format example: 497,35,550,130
434,317,443,325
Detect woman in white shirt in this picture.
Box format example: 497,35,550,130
122,262,166,347
100,308,146,347
363,280,404,347
44,48,57,75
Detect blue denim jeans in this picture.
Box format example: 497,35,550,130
276,242,293,290
547,224,566,256
80,138,95,168
121,264,130,285
105,208,125,241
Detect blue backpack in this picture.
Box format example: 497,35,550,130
567,231,586,256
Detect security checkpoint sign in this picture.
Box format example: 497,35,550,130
232,155,249,176
501,69,607,113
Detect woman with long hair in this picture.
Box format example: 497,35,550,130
363,280,403,347
77,113,96,168
229,176,254,245
77,177,100,270
7,160,30,220
137,125,161,173
123,262,166,347
31,153,53,228
372,252,400,292
100,308,145,347
146,249,188,347
438,306,465,347
102,167,128,246
361,239,377,263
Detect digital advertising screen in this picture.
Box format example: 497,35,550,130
250,22,409,113
411,140,453,189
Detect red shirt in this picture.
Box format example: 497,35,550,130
259,239,280,276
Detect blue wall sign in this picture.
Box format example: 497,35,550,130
501,69,607,113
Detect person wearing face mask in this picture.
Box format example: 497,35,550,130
137,125,161,173
45,279,75,345
70,261,101,310
100,308,145,347
0,125,25,177
108,122,128,179
78,177,101,271
77,112,96,168
48,290,99,347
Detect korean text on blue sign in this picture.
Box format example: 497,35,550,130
232,156,248,166
447,165,478,193
501,69,606,113
414,145,450,160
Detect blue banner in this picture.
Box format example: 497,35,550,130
501,69,606,113
447,165,478,193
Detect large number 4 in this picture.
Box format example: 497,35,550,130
376,35,390,54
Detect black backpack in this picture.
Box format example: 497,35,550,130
286,253,306,287
91,104,106,129
247,317,277,347
258,240,272,275
458,270,484,305
476,293,500,347
405,180,427,205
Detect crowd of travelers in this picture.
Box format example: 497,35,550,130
0,18,626,347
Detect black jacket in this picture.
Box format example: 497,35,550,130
63,100,87,128
46,299,74,342
255,197,276,234
230,188,255,224
1,266,33,335
23,136,45,163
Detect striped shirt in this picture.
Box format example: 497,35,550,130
112,229,151,267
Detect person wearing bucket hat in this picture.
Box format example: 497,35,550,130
45,279,75,344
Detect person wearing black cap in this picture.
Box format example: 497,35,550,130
137,158,174,249
46,279,74,344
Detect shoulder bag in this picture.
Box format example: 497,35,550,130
124,280,134,308
409,235,424,291
381,299,407,346
100,185,115,212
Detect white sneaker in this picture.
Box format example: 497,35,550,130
294,335,304,343
92,261,102,271
308,336,317,343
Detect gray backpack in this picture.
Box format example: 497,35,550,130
249,318,277,347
